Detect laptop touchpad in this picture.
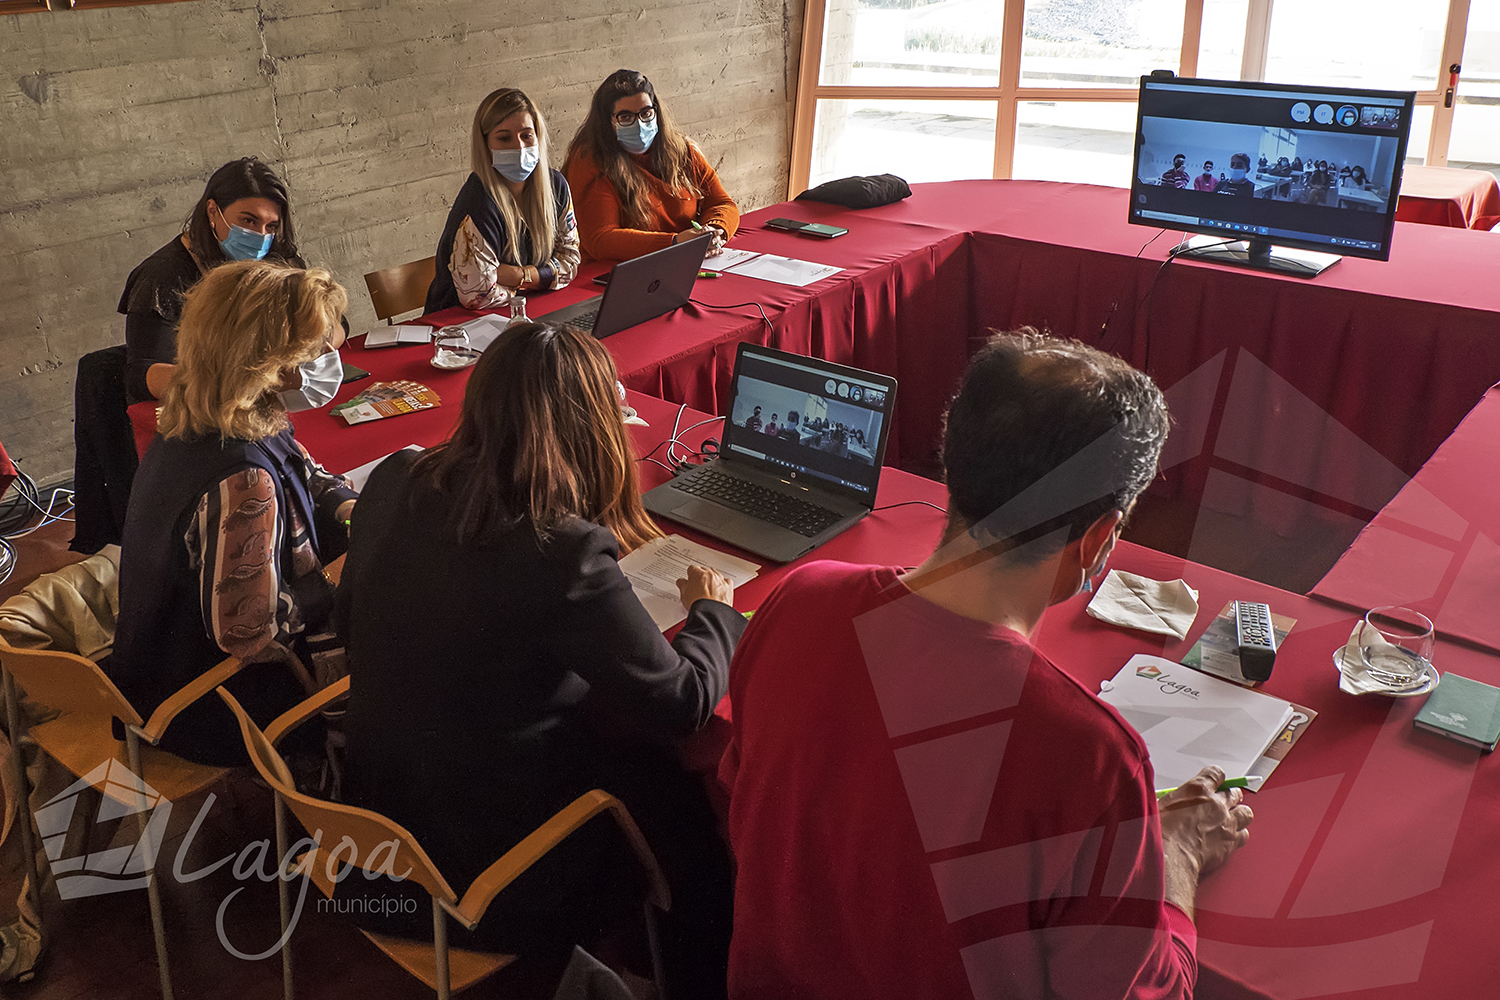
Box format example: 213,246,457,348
671,498,736,529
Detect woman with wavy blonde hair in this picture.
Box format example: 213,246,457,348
424,88,582,312
335,322,743,993
112,259,358,765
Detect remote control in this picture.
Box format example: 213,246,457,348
1234,601,1277,682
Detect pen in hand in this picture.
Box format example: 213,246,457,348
1156,775,1257,799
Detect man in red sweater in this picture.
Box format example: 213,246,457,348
720,330,1252,999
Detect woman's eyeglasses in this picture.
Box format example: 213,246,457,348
612,107,657,127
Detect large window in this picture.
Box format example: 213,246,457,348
791,0,1498,195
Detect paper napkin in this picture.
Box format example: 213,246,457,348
1086,570,1200,640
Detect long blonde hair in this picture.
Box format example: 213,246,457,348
470,88,558,267
158,260,346,441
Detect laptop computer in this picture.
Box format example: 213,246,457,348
643,344,898,563
542,232,712,338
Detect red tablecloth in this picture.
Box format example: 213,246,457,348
1035,542,1500,1000
646,390,1500,1000
287,375,1500,1000
1310,382,1500,652
957,180,1500,542
420,203,975,471
1395,165,1500,230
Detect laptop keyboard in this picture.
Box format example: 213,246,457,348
674,469,843,537
563,306,600,331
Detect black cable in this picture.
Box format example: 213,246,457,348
689,297,774,338
1097,228,1168,349
1138,237,1239,373
870,500,948,514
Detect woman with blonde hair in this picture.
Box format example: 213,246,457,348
565,69,739,262
336,322,743,995
425,88,581,313
111,260,357,765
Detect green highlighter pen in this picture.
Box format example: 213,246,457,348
1155,775,1255,800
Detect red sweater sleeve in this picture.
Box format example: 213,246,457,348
688,142,740,239
566,144,741,261
566,151,675,262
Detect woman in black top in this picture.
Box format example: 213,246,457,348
119,157,305,404
424,88,581,313
336,322,743,994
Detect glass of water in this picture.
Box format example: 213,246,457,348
430,325,480,370
1359,606,1434,687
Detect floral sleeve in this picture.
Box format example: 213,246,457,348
186,468,284,662
547,186,582,291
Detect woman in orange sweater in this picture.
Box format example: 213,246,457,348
565,69,739,262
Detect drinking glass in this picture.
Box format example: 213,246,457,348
1358,606,1434,687
430,325,480,370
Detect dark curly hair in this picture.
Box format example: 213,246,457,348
941,328,1170,563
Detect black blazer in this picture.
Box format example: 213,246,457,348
335,450,744,889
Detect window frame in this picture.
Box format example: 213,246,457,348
789,0,1475,196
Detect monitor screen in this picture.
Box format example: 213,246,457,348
722,345,897,503
1129,77,1416,260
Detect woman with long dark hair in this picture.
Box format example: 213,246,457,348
565,69,739,262
336,321,744,995
424,88,581,313
119,157,304,404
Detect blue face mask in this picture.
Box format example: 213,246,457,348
217,217,274,261
1230,167,1247,182
615,118,658,155
492,145,540,183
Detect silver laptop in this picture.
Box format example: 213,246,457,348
541,232,712,338
644,344,898,563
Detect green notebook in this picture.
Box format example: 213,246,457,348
1414,673,1500,752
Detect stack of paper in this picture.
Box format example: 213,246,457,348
718,253,843,287
618,535,760,631
1099,654,1295,792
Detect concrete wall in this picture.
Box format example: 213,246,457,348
1,0,803,483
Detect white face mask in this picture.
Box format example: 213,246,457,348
279,349,343,412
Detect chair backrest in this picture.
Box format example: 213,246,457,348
0,636,142,726
364,257,437,323
217,686,458,904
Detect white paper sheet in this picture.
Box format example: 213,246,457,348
339,445,422,493
457,313,514,352
618,535,760,632
1098,654,1295,791
719,253,843,287
363,324,431,348
703,248,763,272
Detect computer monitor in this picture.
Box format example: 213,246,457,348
1129,75,1416,277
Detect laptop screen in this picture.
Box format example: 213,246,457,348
722,345,897,504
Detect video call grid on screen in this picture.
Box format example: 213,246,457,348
725,352,894,498
1129,78,1414,257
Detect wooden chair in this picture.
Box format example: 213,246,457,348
0,636,246,1000
219,682,672,1000
364,257,436,324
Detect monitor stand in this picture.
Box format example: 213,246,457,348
1173,234,1341,279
